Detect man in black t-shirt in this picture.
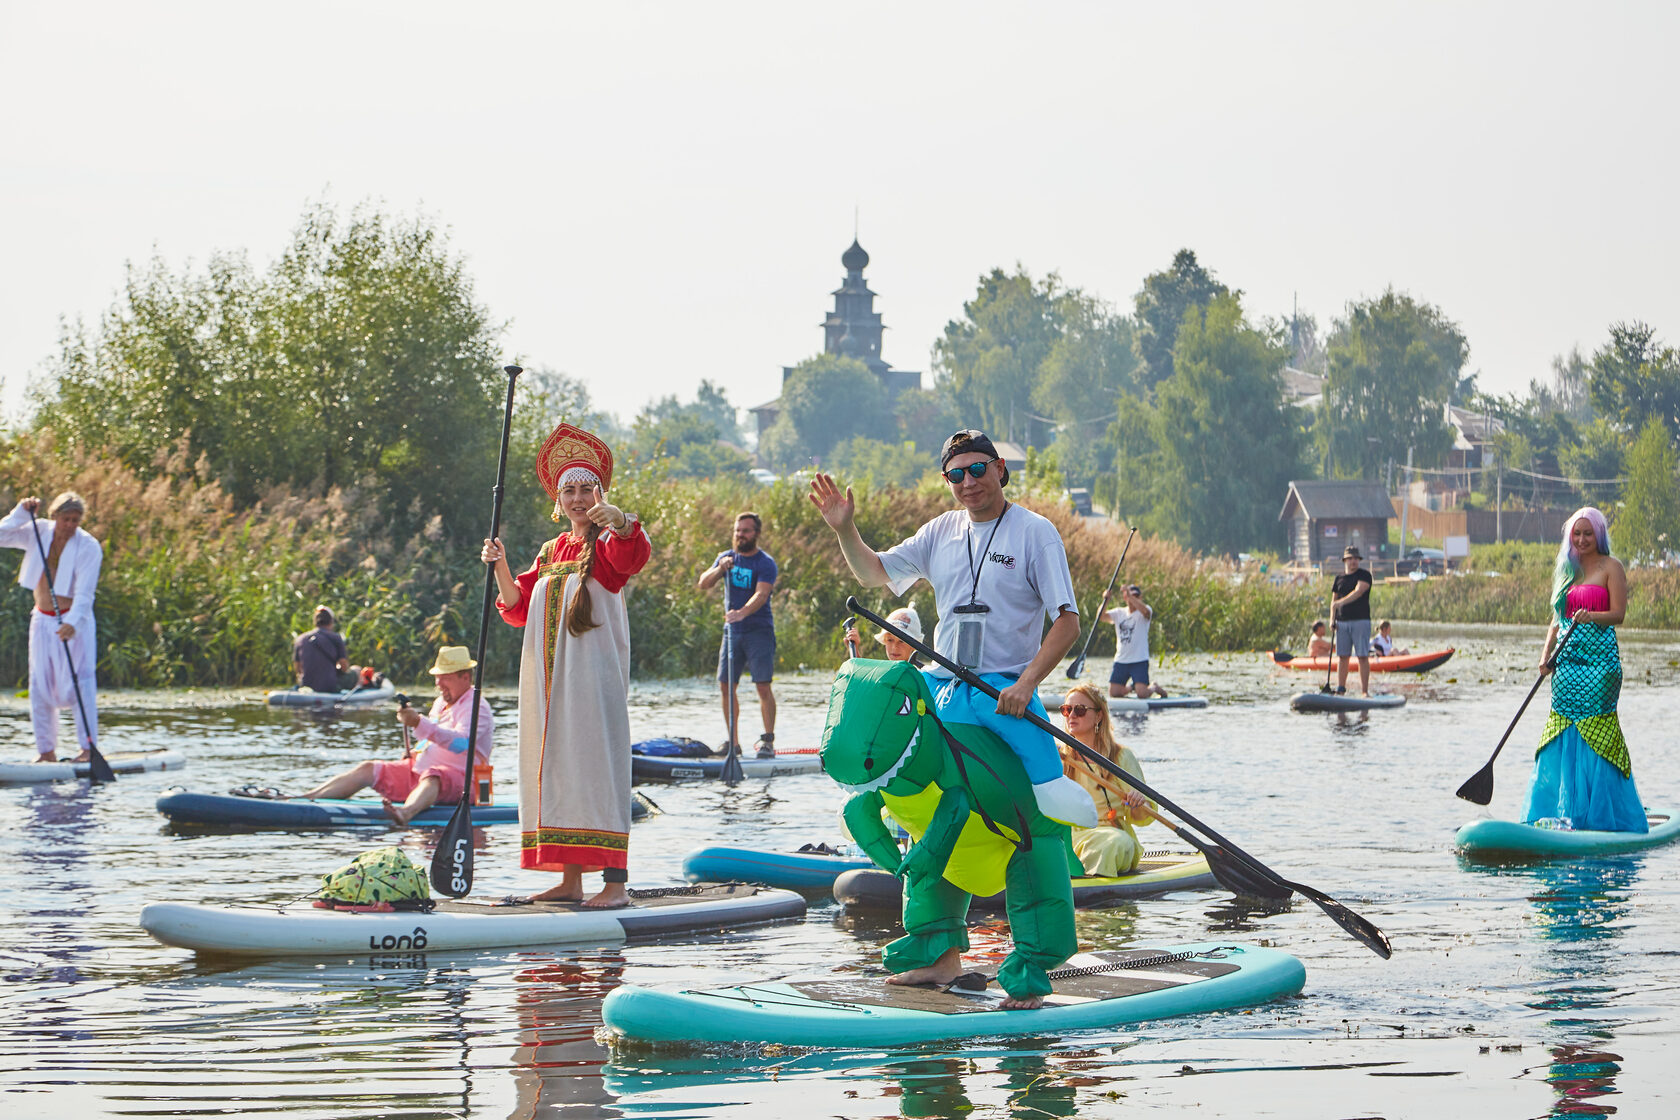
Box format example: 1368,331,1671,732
293,605,351,692
1330,545,1373,695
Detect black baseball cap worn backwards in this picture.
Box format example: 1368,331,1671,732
940,429,1000,470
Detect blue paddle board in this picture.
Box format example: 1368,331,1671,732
157,788,656,828
1455,809,1678,858
682,845,874,890
602,942,1305,1048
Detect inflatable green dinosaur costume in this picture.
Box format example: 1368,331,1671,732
822,658,1078,999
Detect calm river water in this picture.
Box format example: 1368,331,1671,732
2,621,1678,1119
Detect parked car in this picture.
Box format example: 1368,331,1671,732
748,468,780,486
1396,547,1447,576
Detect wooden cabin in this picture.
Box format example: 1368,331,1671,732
1278,481,1396,567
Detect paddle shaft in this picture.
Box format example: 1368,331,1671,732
843,615,859,659
718,561,745,784
1323,587,1337,692
846,597,1374,924
432,364,520,898
1068,527,1136,678
25,512,111,782
1465,617,1583,783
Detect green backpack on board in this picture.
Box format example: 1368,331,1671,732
318,847,434,911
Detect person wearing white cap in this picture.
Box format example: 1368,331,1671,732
843,603,925,665
292,645,493,826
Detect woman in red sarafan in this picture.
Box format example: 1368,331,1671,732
482,422,650,907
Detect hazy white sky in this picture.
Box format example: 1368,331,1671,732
4,2,1677,428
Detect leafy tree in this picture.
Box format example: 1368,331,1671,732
1588,321,1680,438
1133,249,1230,388
1530,347,1593,421
1031,298,1139,430
638,379,741,444
893,385,965,456
758,353,892,470
1614,417,1680,563
1316,289,1467,479
44,202,504,540
826,436,927,489
932,268,1068,446
1557,417,1628,509
1120,294,1307,554
632,411,751,479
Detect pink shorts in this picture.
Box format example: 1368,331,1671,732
371,757,464,803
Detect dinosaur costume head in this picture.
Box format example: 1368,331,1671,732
820,659,943,795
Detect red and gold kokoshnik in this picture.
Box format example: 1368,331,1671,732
536,422,615,499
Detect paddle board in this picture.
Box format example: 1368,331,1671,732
1290,691,1406,713
632,750,823,781
1272,648,1455,674
0,749,186,784
682,845,875,891
140,882,805,956
834,851,1218,912
601,941,1304,1048
155,787,656,828
265,679,397,708
1455,809,1679,859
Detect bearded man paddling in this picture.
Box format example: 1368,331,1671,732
0,492,104,763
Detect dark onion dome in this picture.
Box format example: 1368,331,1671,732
841,238,869,271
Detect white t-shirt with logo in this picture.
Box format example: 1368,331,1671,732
1105,606,1151,664
876,504,1078,677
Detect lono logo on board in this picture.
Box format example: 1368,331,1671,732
367,927,429,951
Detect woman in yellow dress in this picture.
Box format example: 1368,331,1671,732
1057,681,1154,876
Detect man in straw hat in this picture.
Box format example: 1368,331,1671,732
0,491,104,763
1331,544,1374,696
292,646,494,825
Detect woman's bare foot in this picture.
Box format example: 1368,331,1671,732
526,881,585,904
583,883,631,909
33,754,58,764
999,995,1046,1010
885,948,963,987
71,751,91,763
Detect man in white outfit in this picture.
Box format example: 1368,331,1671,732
0,492,104,763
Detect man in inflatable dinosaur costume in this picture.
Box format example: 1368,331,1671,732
823,658,1078,1009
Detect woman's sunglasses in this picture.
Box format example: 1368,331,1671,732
943,458,997,484
1059,703,1098,717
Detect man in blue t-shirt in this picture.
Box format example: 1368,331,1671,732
697,511,779,757
292,605,351,692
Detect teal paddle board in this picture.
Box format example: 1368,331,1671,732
1455,809,1678,859
682,844,873,890
602,942,1305,1048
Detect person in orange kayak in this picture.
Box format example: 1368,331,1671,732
1370,620,1409,657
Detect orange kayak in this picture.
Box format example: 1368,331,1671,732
1270,648,1455,673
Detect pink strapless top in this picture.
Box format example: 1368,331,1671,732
1566,584,1610,613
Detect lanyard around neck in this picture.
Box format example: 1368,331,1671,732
964,503,1009,606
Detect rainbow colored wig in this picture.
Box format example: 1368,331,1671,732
1551,506,1611,620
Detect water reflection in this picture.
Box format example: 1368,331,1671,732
1477,857,1640,1116
510,957,626,1119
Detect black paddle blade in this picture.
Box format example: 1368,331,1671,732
1271,651,1294,664
719,741,745,787
1455,763,1495,806
429,795,475,898
86,744,117,785
1288,879,1393,960
1065,655,1087,680
1202,845,1293,902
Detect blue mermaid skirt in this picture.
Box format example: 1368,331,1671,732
1523,724,1648,834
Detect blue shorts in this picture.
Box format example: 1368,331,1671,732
928,671,1061,785
1109,660,1150,687
1335,619,1371,658
718,629,776,684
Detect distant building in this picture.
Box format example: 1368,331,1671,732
1278,480,1396,566
750,239,923,446
1280,365,1325,410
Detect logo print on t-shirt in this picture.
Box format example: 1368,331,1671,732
988,551,1016,569
730,567,753,589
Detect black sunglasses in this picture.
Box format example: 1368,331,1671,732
943,458,998,484
1059,703,1098,718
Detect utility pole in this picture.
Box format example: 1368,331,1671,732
1398,446,1414,553
1495,453,1503,544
